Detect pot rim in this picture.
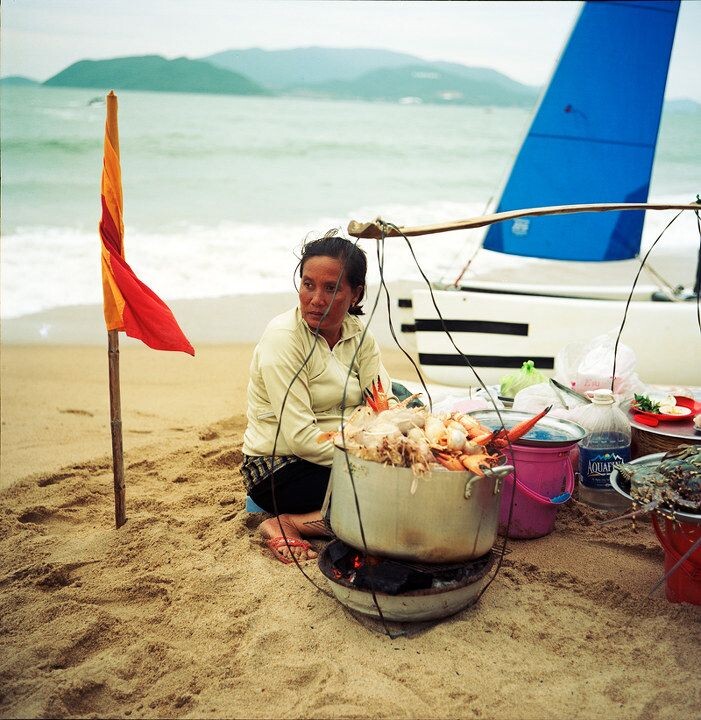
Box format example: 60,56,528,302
332,443,511,480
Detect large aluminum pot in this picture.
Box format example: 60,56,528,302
328,446,513,563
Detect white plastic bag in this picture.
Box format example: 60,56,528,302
512,381,578,421
431,395,486,414
554,330,644,402
512,382,565,414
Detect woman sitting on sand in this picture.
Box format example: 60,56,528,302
241,232,392,564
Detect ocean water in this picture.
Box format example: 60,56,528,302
1,85,699,319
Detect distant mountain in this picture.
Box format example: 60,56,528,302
202,47,538,107
664,98,701,114
203,47,424,88
32,47,695,110
429,61,538,99
0,75,40,86
286,64,538,107
44,55,269,96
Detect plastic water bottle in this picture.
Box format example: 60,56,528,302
572,388,631,511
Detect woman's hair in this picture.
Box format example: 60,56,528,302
299,231,367,315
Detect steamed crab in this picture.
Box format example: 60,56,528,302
318,376,551,484
616,444,701,515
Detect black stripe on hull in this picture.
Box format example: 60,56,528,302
456,285,619,302
419,353,555,370
415,319,528,336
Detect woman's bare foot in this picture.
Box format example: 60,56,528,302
259,512,322,563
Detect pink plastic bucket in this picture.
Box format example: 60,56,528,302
498,444,575,539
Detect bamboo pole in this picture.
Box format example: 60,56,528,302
108,329,126,528
105,91,126,529
347,201,700,239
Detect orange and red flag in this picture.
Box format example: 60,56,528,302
100,91,194,355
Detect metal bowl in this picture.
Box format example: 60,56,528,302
468,409,587,448
609,452,701,526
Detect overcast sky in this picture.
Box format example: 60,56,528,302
2,0,699,100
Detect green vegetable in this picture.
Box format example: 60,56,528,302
633,394,661,413
499,360,547,399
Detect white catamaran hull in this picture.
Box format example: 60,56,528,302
402,285,699,388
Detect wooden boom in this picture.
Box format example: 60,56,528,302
347,201,700,239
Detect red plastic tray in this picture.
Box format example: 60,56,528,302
630,395,698,423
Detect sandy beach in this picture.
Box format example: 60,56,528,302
1,324,700,720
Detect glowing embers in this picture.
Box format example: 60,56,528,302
318,539,495,621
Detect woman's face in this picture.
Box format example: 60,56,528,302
299,255,362,346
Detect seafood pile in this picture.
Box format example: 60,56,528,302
616,444,701,516
318,377,550,477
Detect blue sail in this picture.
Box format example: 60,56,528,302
483,0,680,261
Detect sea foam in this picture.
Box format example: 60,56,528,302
1,196,697,319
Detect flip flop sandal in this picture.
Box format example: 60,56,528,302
265,536,313,564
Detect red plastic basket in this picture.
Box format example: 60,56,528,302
652,515,701,605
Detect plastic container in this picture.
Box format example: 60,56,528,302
498,444,575,539
652,515,701,605
570,388,631,511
